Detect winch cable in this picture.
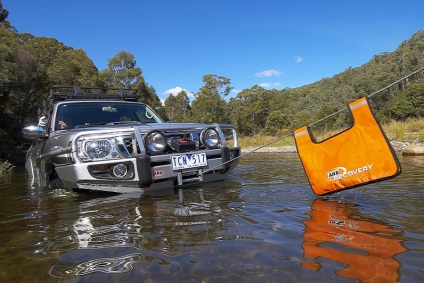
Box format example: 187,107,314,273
201,67,424,175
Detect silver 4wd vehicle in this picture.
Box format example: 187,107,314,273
22,86,240,193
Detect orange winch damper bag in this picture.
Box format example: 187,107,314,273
294,97,401,195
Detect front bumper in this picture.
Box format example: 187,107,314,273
55,147,241,193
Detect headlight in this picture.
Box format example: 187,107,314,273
86,140,112,159
78,137,127,162
200,128,220,149
144,131,166,155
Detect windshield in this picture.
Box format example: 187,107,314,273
55,102,163,130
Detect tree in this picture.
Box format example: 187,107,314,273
0,0,8,24
133,81,165,120
164,90,191,122
0,26,20,133
5,43,49,138
230,85,270,135
262,110,288,135
100,50,142,89
0,26,18,95
164,94,177,121
1,32,73,140
390,94,415,120
191,74,232,123
406,79,424,117
100,50,163,112
20,34,70,69
47,48,99,86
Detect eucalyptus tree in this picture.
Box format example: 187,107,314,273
406,78,424,117
47,48,99,86
100,50,142,89
136,82,164,115
262,110,288,135
191,74,232,124
100,50,163,114
1,32,71,139
0,0,8,24
164,93,177,121
164,90,191,122
227,85,271,136
0,25,18,134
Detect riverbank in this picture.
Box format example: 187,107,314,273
1,142,422,173
241,141,424,154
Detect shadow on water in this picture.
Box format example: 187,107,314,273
0,154,423,282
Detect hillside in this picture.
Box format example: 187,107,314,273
1,9,424,164
235,30,424,137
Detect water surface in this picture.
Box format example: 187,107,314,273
0,153,423,282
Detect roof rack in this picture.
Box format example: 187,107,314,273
49,86,141,101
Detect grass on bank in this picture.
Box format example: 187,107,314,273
238,117,424,148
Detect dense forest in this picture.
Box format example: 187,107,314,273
1,1,423,164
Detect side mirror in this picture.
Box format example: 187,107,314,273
22,125,47,140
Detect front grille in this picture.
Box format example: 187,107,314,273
123,128,231,156
123,130,204,156
123,137,134,154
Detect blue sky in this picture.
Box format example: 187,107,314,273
3,0,424,103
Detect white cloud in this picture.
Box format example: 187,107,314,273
259,82,282,89
231,89,241,94
160,98,165,106
255,69,283,77
295,56,303,63
164,86,194,98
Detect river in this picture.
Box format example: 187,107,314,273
0,153,423,282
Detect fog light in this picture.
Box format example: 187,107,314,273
201,128,220,149
112,163,128,178
144,130,166,155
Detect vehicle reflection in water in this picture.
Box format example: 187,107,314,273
48,186,226,279
301,199,406,282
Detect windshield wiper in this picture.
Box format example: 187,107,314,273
74,122,107,128
105,121,143,125
74,121,147,128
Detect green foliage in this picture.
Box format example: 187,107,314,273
262,110,288,135
228,85,271,136
0,31,60,140
389,94,415,120
0,0,8,24
100,50,164,116
164,90,191,122
191,74,231,124
100,50,142,89
406,78,424,116
47,49,99,86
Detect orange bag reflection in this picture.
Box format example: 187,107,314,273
302,199,405,282
294,97,401,195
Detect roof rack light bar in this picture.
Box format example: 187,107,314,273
49,86,140,101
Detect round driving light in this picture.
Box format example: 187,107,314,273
86,140,112,159
144,131,166,154
201,128,220,149
112,163,128,178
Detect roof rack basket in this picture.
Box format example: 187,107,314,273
49,86,140,101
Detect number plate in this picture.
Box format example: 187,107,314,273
171,153,207,170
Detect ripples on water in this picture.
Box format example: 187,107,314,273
0,153,423,282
